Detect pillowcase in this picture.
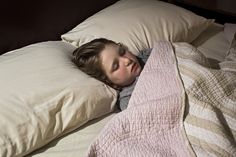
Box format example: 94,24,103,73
61,0,214,55
0,41,117,157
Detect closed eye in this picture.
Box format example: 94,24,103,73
111,60,119,72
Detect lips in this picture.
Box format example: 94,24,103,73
131,62,137,73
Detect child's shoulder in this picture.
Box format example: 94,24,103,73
137,48,152,66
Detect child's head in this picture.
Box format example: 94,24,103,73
73,38,142,89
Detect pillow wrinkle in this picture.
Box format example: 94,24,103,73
61,0,213,55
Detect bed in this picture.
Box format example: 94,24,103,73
0,0,235,157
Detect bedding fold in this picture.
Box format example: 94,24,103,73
87,35,236,156
86,41,195,157
174,36,236,156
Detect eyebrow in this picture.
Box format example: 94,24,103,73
118,43,125,53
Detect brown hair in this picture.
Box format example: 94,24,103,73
72,38,119,89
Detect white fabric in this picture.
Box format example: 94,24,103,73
61,0,213,55
0,41,117,157
27,23,230,157
191,23,228,61
29,113,117,157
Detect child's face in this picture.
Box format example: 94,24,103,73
100,43,142,87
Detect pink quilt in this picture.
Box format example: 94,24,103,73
86,42,195,157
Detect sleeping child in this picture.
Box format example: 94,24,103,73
73,36,236,156
72,38,151,110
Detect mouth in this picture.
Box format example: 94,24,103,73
131,62,137,73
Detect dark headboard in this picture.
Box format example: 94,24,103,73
0,0,119,55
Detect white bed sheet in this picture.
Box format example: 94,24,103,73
27,112,117,157
27,23,229,157
192,23,228,61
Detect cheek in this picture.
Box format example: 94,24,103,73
116,67,128,77
112,66,129,80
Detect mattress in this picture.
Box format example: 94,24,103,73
28,23,229,157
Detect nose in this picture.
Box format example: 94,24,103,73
122,56,133,66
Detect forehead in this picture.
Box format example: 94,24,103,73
100,44,119,60
100,44,119,69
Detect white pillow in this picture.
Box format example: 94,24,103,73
0,41,117,157
61,0,214,55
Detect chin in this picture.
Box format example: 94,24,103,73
122,78,136,87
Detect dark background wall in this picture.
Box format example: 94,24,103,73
0,0,118,55
172,0,236,24
0,0,235,55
